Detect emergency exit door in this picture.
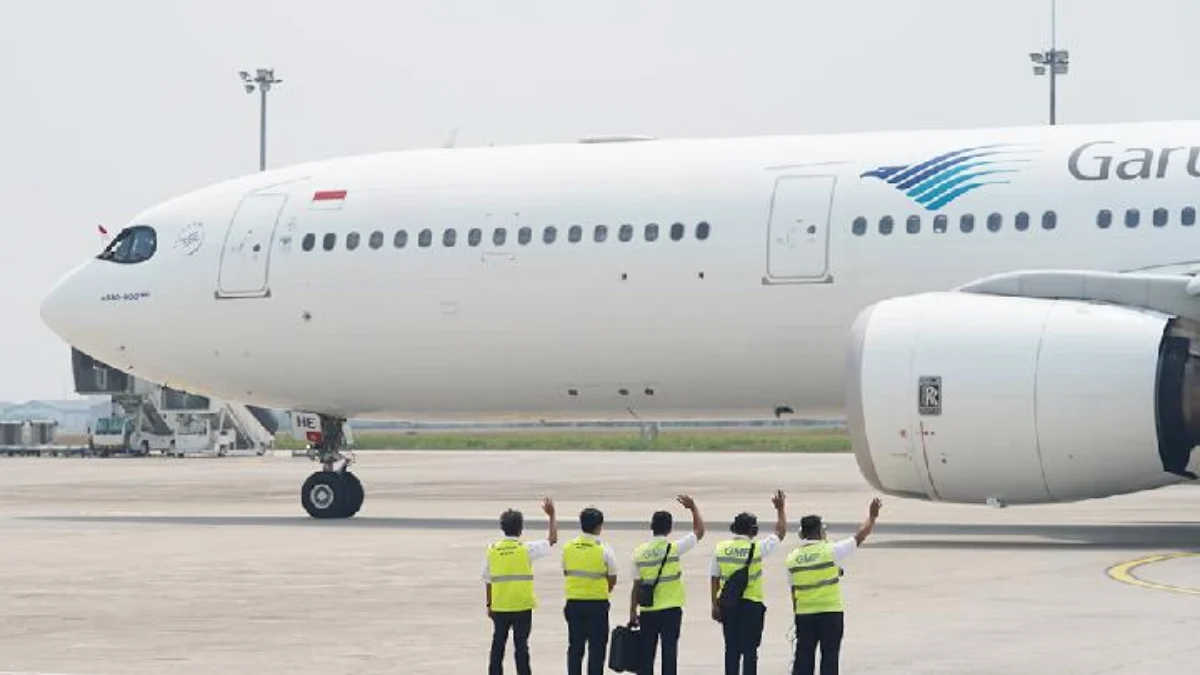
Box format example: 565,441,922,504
216,193,288,298
765,175,835,282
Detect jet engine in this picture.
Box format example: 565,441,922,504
846,291,1200,505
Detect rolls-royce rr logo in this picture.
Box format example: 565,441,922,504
918,376,942,416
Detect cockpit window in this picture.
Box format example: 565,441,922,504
97,225,157,264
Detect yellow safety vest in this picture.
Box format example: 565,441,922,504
563,535,610,600
787,542,843,614
487,538,536,612
714,538,765,603
633,539,684,611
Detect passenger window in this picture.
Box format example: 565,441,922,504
879,216,893,235
1097,210,1112,229
852,217,867,236
960,214,975,233
933,215,947,233
418,229,432,247
620,224,634,242
1125,209,1140,228
594,225,608,243
1042,210,1057,230
394,230,408,248
568,225,583,243
987,213,1002,232
906,215,920,234
543,226,557,244
493,228,507,246
1185,207,1197,227
645,223,659,242
369,231,384,249
696,221,711,240
518,227,532,245
443,229,457,247
302,233,316,251
468,228,482,247
1154,208,1168,227
323,233,337,251
346,231,361,250
1015,212,1030,232
670,222,685,240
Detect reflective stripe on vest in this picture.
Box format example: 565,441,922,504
714,538,765,603
787,542,843,615
634,540,684,611
563,535,609,600
487,538,536,612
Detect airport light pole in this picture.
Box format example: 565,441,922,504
238,68,283,171
1029,0,1068,125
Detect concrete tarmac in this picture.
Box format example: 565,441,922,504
1,451,1199,674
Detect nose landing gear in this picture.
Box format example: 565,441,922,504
299,414,364,519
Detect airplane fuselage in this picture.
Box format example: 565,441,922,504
43,121,1200,421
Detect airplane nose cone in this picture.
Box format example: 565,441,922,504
41,269,79,340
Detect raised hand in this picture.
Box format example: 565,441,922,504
771,490,786,510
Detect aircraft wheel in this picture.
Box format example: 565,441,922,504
343,471,364,517
301,471,353,519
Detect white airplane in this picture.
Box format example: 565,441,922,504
40,120,1200,519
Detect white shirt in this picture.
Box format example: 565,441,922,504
563,533,618,578
630,532,699,579
481,537,553,582
709,534,781,578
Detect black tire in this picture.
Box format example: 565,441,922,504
301,471,351,519
140,440,150,457
343,471,364,517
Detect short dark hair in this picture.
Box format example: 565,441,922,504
731,511,758,536
580,507,604,534
651,510,672,536
500,509,524,537
800,514,823,539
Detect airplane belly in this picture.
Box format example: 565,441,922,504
151,281,851,420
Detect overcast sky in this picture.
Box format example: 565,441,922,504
2,0,1197,402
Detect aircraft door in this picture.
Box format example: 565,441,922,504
216,193,288,298
765,175,835,283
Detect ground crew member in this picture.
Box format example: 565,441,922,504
710,490,788,675
562,506,618,675
787,497,882,675
482,497,559,675
629,494,707,675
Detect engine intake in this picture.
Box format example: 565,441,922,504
846,292,1200,505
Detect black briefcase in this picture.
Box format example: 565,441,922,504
608,623,640,673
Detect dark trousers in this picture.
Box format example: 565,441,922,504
638,607,683,675
792,612,845,675
489,610,532,675
722,600,766,675
564,599,609,675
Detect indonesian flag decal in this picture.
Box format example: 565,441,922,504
310,189,348,210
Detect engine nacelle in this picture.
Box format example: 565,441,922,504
846,291,1200,505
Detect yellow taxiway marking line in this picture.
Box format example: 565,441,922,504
1106,552,1200,595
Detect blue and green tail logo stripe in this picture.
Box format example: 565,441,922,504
860,144,1039,211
